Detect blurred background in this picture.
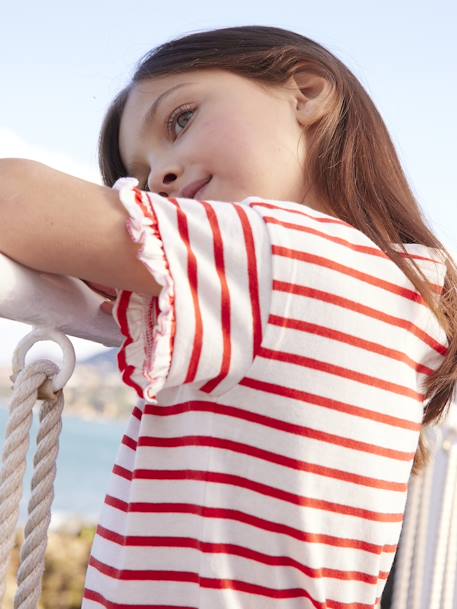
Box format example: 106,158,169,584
1,1,456,607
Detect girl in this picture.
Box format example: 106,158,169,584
1,25,456,609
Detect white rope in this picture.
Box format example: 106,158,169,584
443,441,457,609
390,465,422,609
430,429,457,609
391,422,457,609
0,329,75,609
411,429,437,609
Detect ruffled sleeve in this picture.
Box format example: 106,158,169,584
111,177,272,404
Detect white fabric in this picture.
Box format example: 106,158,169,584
82,180,448,609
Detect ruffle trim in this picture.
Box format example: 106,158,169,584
112,177,175,404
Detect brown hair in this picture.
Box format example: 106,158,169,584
98,25,457,476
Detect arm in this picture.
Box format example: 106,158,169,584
0,158,161,297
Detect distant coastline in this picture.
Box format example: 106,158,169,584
0,402,126,530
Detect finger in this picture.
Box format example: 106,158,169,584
100,301,114,314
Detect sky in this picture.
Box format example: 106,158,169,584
0,0,456,368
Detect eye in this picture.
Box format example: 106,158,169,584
139,103,196,190
166,103,195,138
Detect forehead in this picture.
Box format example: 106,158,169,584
118,68,279,172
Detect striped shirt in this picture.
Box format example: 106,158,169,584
82,177,448,609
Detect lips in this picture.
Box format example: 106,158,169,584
179,176,211,199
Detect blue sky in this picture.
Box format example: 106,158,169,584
1,0,456,366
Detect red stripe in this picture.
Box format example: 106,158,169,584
133,187,151,216
87,554,383,608
234,205,263,358
264,214,446,282
265,214,390,255
141,400,421,452
95,525,388,585
83,587,195,609
131,405,143,421
273,245,430,302
238,377,421,442
168,198,203,383
122,424,412,468
258,346,423,400
115,290,144,399
111,464,404,522
249,199,351,227
274,279,448,355
141,191,177,392
250,198,444,302
104,495,397,554
97,523,391,585
122,433,137,451
197,201,232,393
142,395,419,433
130,433,406,491
268,314,435,376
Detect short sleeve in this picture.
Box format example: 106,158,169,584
112,178,272,404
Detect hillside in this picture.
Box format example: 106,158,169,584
0,348,135,421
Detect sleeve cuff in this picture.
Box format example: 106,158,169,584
112,177,175,404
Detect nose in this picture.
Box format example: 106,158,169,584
149,171,178,197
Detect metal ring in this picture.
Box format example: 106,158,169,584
12,326,76,392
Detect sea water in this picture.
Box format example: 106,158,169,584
0,401,127,529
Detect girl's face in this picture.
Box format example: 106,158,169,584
118,68,317,206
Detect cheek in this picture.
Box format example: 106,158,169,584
199,116,268,176
197,115,246,151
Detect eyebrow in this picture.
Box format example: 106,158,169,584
140,81,194,132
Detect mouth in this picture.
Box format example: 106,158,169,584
193,176,211,199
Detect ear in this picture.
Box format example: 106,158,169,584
288,71,333,127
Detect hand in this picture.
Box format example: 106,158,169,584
100,300,115,315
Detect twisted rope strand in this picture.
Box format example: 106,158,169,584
411,429,438,609
430,433,457,609
391,427,439,609
0,359,63,609
390,471,421,609
443,444,457,609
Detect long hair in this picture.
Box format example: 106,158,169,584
98,25,457,476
